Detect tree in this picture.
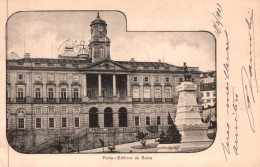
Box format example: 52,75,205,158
135,131,148,147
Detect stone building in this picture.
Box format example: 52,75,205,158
6,13,202,153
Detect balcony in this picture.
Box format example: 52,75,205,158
47,98,56,102
132,98,140,102
72,98,81,102
60,98,68,102
143,98,151,102
16,98,26,102
154,98,162,102
165,98,173,102
34,98,43,102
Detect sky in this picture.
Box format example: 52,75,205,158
7,11,215,71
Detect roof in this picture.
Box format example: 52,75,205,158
200,82,216,91
200,71,216,78
116,61,177,68
7,58,92,64
90,12,107,26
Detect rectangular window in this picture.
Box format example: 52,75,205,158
36,118,41,128
155,76,160,83
18,88,24,100
157,116,161,125
61,88,67,99
49,118,54,128
165,77,170,83
165,88,171,98
133,76,138,82
35,74,42,81
155,88,161,98
207,99,211,103
73,88,79,99
48,74,54,81
135,116,139,126
207,92,210,97
74,117,80,127
191,78,195,82
18,118,25,129
144,76,149,82
18,74,23,80
144,87,151,98
48,88,54,100
35,88,41,99
146,116,150,125
87,90,92,98
61,117,67,128
179,78,183,82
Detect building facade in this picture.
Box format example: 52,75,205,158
6,13,202,153
200,71,216,109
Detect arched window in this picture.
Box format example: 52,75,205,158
100,48,104,58
104,107,113,127
89,107,99,128
17,109,25,129
119,107,127,127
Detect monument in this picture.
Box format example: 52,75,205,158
175,62,212,151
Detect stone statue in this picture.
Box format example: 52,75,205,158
183,62,191,81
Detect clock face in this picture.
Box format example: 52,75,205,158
98,26,104,32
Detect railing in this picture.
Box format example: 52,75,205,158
132,98,140,102
72,98,81,102
47,98,56,102
154,98,162,102
34,98,43,102
60,98,68,102
143,98,151,102
165,98,173,102
16,98,26,102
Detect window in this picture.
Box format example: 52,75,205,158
35,118,41,128
155,88,161,98
61,117,67,128
48,74,54,81
35,74,41,81
73,75,79,82
213,91,216,96
49,118,54,128
61,88,67,99
165,88,171,98
35,88,41,99
157,116,161,125
101,90,106,98
35,63,41,66
18,118,25,129
144,76,149,82
133,76,138,82
155,76,160,83
18,74,23,80
73,88,79,99
74,117,80,127
146,116,150,125
48,88,54,100
201,93,203,97
213,99,216,102
207,92,210,97
165,77,170,83
60,74,67,81
100,48,104,58
87,90,92,98
135,116,139,126
17,88,24,100
207,99,211,103
191,78,195,82
179,78,183,82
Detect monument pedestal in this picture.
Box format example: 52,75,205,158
175,81,212,151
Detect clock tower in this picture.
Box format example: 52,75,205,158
89,12,111,62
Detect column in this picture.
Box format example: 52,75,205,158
83,74,87,97
127,74,130,97
113,74,116,97
98,74,102,97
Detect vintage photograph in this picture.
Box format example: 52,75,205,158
6,11,216,153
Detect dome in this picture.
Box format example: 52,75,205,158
90,12,107,26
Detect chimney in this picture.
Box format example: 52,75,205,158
130,58,135,62
158,59,161,62
24,53,30,59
